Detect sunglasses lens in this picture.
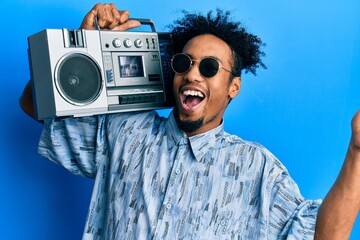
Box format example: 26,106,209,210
199,58,219,78
171,54,191,74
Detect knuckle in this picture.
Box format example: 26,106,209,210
122,10,130,17
93,3,103,10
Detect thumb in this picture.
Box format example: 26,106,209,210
351,110,360,134
350,109,360,151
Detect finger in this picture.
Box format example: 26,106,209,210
114,19,141,31
96,4,115,29
118,10,130,24
80,8,97,29
102,3,121,29
107,9,131,30
108,6,122,29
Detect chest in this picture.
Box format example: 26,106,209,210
107,136,266,239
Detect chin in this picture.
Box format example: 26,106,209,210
173,108,204,134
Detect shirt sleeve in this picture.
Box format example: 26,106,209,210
38,115,106,178
269,170,322,239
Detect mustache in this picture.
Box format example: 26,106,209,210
177,82,207,95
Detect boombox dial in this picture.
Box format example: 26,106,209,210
134,39,143,48
123,38,132,48
112,38,121,48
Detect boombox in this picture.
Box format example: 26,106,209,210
27,19,174,120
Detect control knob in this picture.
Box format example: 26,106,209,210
123,38,133,48
112,38,121,48
134,39,143,48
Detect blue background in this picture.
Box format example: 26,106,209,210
1,0,359,239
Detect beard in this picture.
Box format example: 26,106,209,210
173,108,204,134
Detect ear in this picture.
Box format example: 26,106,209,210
228,77,241,99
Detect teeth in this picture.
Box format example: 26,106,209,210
183,90,204,98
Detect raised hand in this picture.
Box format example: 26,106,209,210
80,3,141,31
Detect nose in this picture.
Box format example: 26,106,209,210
183,62,204,83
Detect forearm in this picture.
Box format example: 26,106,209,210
315,141,360,239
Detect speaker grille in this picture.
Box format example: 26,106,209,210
57,53,102,105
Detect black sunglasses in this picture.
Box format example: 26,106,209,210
171,53,235,78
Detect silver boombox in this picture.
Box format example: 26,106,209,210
27,19,174,120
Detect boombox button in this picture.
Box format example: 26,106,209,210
124,38,132,48
112,38,122,48
134,39,143,48
106,70,114,83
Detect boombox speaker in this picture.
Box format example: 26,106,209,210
28,20,174,120
57,53,102,104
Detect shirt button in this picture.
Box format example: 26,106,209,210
175,169,181,175
166,203,172,209
220,219,226,226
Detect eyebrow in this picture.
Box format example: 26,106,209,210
183,52,225,64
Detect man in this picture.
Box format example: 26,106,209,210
20,3,360,239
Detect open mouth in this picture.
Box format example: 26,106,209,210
181,89,205,111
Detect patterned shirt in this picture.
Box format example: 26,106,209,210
39,110,321,240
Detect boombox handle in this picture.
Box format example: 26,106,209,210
94,17,156,32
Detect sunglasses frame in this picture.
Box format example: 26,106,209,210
171,53,235,78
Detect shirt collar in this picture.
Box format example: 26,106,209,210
166,111,225,162
166,111,187,146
